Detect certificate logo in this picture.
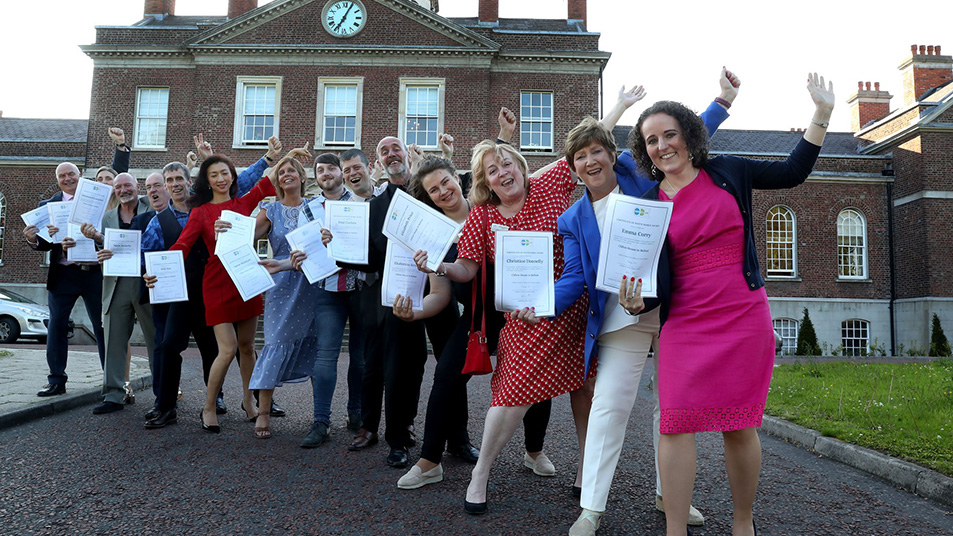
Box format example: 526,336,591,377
521,239,531,246
633,207,649,217
160,255,168,260
342,206,353,213
391,212,398,220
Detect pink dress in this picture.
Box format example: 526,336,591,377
657,169,774,433
458,160,588,407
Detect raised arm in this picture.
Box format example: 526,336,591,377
599,84,646,131
236,136,281,197
803,72,835,147
109,127,131,173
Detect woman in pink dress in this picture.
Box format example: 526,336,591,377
623,73,835,536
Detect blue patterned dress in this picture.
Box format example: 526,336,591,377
249,200,320,390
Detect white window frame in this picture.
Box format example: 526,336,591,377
765,205,797,277
841,319,870,356
398,77,445,150
233,76,282,148
520,90,554,151
133,87,170,150
837,208,867,279
315,77,364,150
772,317,799,356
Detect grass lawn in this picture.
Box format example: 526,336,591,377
766,359,953,476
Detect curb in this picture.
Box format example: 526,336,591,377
0,373,153,432
761,415,953,508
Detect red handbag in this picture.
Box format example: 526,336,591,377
462,208,493,375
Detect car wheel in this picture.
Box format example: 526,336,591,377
0,316,20,343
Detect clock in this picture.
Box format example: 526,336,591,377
322,0,367,38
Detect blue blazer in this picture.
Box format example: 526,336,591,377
553,102,729,378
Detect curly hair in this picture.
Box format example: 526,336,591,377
409,156,458,211
564,116,617,173
189,155,238,208
469,140,529,206
273,156,307,200
628,101,710,181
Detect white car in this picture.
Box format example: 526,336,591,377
0,287,73,344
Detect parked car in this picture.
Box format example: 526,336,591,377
0,287,73,344
774,329,783,354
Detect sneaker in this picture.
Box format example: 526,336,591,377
300,422,329,449
568,509,602,536
397,464,443,489
523,451,556,476
656,494,705,526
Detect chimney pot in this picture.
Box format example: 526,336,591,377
874,82,880,91
478,0,499,22
911,44,918,54
144,0,175,17
919,45,926,55
865,81,871,90
568,0,587,27
928,45,935,55
857,81,863,90
937,45,942,55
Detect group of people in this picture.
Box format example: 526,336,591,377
22,67,835,536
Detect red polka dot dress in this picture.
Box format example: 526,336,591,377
458,160,588,407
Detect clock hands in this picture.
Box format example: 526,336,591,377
333,2,354,32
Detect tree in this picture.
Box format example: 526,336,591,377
796,307,821,356
929,313,951,357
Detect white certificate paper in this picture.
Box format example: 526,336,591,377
494,231,555,317
46,201,72,243
381,189,462,271
214,210,256,256
68,179,112,230
219,244,276,302
595,194,673,298
324,200,370,264
103,229,142,278
21,205,53,243
144,251,189,304
285,219,340,284
381,241,425,311
65,224,98,263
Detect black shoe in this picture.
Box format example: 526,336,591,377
36,383,66,397
464,499,488,515
346,412,362,433
386,448,409,468
92,401,124,415
215,394,228,415
144,409,178,429
200,411,220,434
144,406,161,421
269,401,286,417
300,421,330,449
447,442,480,464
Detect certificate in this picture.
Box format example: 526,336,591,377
285,219,340,284
214,210,256,256
595,194,673,298
144,251,189,304
381,189,462,271
21,205,53,243
219,244,276,302
68,179,112,230
324,200,370,264
46,201,72,243
494,231,555,317
65,224,98,263
381,241,425,311
103,229,142,278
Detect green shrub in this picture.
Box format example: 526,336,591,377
797,308,821,356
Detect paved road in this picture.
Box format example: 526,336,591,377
1,354,950,535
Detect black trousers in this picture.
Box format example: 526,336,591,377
153,286,218,412
46,265,105,385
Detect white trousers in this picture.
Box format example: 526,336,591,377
579,330,661,512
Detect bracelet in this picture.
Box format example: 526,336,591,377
264,154,276,163
116,143,129,149
623,307,637,317
714,97,732,109
811,120,829,128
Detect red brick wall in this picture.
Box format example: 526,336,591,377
0,167,65,284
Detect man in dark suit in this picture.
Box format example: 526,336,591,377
23,162,106,397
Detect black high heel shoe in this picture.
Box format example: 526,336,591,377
200,410,221,434
240,401,258,422
464,499,487,515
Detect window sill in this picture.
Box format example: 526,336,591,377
836,277,872,283
232,144,270,150
314,143,358,151
132,146,168,152
765,276,802,282
520,149,559,157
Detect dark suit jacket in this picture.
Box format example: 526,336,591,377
337,182,400,277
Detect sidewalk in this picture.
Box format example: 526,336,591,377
0,345,152,430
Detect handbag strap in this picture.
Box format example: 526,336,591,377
470,206,487,338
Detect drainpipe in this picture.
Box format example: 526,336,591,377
886,180,897,356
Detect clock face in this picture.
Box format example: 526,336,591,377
322,0,367,38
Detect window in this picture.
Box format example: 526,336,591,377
520,91,553,150
765,205,796,277
233,76,282,146
398,78,444,149
133,88,169,149
837,208,867,279
842,319,870,356
773,318,798,355
0,192,5,264
315,77,363,149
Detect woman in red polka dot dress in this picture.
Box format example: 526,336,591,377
416,140,590,515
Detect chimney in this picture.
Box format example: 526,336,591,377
899,43,952,106
478,0,498,23
568,0,587,27
144,0,175,18
228,0,258,19
846,80,893,132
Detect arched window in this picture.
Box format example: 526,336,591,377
841,319,870,356
837,209,867,279
766,205,796,277
772,317,799,355
0,192,6,264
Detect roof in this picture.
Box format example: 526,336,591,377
136,15,228,27
0,118,88,143
448,17,589,33
611,126,865,157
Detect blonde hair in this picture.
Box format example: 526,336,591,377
468,140,529,206
273,156,307,199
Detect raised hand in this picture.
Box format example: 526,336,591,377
266,136,283,162
186,151,198,171
719,66,741,104
372,160,386,181
807,72,835,113
108,127,126,147
618,85,647,109
498,107,517,142
438,133,455,159
194,134,213,160
285,141,312,163
618,276,644,315
407,143,424,174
